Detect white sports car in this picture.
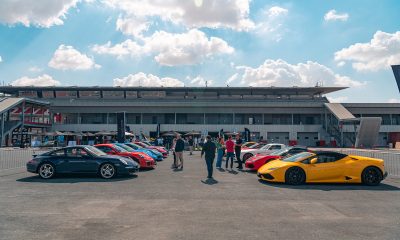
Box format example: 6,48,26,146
240,143,286,161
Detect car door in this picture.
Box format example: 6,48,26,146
48,149,69,172
303,153,344,182
65,147,89,173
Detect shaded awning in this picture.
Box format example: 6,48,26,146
324,103,356,121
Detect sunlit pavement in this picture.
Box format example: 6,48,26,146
0,152,399,240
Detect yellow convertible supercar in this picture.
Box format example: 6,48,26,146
257,151,387,185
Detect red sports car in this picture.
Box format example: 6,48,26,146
135,141,168,158
245,147,309,171
94,144,156,169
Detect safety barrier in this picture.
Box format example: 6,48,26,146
0,148,47,171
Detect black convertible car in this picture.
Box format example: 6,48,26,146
27,146,139,179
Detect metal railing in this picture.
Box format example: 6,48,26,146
0,148,47,171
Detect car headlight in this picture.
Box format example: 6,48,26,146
268,167,278,170
120,159,128,165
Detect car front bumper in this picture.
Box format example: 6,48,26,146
118,165,139,175
383,171,388,180
26,162,38,173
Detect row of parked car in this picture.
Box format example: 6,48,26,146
240,142,388,186
26,141,168,179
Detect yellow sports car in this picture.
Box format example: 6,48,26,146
257,151,387,185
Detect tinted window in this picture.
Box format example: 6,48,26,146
66,148,89,157
282,152,314,162
50,149,65,156
304,152,347,164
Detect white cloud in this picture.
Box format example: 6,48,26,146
0,56,2,62
327,96,348,103
388,98,400,103
11,74,61,86
335,31,400,72
116,16,150,38
324,10,349,22
92,29,234,66
255,6,288,42
113,72,184,87
238,59,364,87
28,66,43,73
104,0,254,32
187,75,213,87
0,0,82,27
49,45,100,70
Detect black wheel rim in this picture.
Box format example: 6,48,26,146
364,168,379,184
288,168,303,184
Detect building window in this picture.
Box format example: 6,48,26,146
293,114,321,125
80,113,107,124
176,114,204,124
264,114,292,125
235,114,262,125
392,114,400,125
126,113,141,124
205,114,233,124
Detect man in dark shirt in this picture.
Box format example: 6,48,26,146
201,135,217,179
188,136,194,155
174,134,185,169
235,134,243,169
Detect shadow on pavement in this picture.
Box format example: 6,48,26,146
17,174,137,183
258,179,400,191
201,178,218,185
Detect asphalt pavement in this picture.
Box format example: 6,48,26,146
0,152,399,240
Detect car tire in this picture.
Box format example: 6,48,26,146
243,153,253,162
38,163,56,179
99,163,116,179
285,167,306,185
361,166,382,186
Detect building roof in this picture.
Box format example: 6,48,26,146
324,103,356,120
0,97,49,114
0,86,347,96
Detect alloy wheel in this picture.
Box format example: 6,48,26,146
100,164,116,179
39,163,55,179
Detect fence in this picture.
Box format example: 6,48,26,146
0,148,47,171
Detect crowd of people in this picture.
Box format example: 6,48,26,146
169,133,245,181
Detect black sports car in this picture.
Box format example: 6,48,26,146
27,145,139,179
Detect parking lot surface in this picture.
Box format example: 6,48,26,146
0,152,400,240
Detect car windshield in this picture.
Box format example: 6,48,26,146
85,146,107,156
251,143,266,149
282,152,314,162
271,148,289,156
116,144,135,152
126,143,141,150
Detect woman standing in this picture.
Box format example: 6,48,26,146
215,137,225,169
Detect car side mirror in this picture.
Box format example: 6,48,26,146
310,158,318,164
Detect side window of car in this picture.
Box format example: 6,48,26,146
50,149,65,156
315,153,342,163
66,148,78,157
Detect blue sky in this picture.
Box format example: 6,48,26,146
0,0,399,103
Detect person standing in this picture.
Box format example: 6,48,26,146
188,136,194,155
201,135,217,179
174,134,185,169
235,134,243,169
225,136,235,170
215,137,225,169
171,137,177,169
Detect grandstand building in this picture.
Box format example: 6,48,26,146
1,86,399,147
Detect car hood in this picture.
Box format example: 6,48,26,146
258,159,294,173
102,155,139,167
